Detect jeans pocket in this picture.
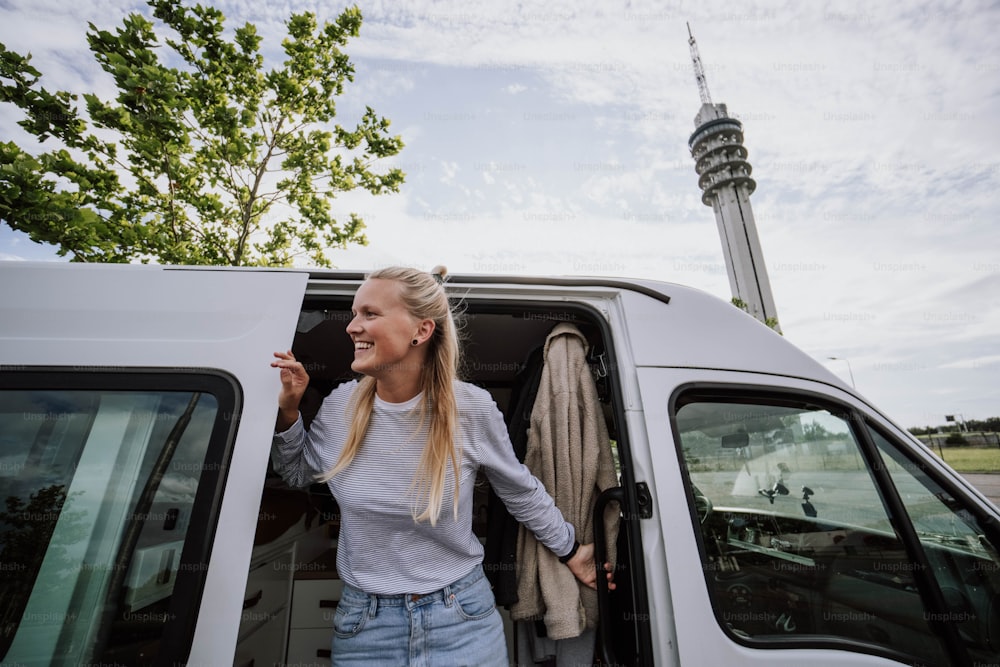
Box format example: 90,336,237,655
452,578,498,621
333,597,370,638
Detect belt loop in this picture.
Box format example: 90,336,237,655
368,593,378,618
443,582,454,607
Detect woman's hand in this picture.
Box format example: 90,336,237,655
566,542,616,591
271,350,309,431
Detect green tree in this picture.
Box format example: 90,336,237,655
731,297,781,333
0,0,403,266
801,421,833,442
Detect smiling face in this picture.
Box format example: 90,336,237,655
347,278,432,385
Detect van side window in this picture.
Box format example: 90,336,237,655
0,373,236,666
674,395,949,665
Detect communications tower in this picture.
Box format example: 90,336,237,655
687,24,780,332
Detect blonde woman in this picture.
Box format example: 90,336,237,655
271,266,611,666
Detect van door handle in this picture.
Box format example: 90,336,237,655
319,599,338,608
593,485,625,667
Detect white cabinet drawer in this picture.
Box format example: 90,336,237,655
286,627,333,666
233,606,288,667
290,578,343,629
238,547,293,639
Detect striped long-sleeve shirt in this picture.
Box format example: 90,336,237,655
271,379,575,594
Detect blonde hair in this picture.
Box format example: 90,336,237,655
319,265,461,525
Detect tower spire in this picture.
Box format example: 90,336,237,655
687,22,713,105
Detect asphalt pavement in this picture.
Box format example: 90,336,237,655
960,473,1000,507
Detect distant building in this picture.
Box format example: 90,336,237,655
687,24,780,332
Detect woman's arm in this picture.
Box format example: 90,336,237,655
272,350,309,431
270,350,322,488
468,387,613,589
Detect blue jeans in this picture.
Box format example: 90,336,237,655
331,563,508,666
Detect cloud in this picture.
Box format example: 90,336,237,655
939,354,1000,371
1,0,997,429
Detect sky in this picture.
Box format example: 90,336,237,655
0,0,998,430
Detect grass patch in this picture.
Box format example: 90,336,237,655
928,447,1000,473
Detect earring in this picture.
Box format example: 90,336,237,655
411,339,419,346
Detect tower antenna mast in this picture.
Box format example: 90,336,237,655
687,22,713,105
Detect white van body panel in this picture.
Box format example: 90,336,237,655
0,262,309,665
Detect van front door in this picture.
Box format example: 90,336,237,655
0,263,307,666
639,367,1000,666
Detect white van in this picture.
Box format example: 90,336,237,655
1,262,997,667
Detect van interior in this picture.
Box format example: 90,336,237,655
240,297,646,666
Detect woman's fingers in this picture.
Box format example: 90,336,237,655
566,543,618,591
271,350,296,366
271,352,309,400
272,351,303,371
604,562,617,591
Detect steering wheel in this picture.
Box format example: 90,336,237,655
692,485,714,523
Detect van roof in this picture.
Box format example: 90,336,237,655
6,262,850,394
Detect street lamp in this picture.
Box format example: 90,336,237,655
827,356,856,388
